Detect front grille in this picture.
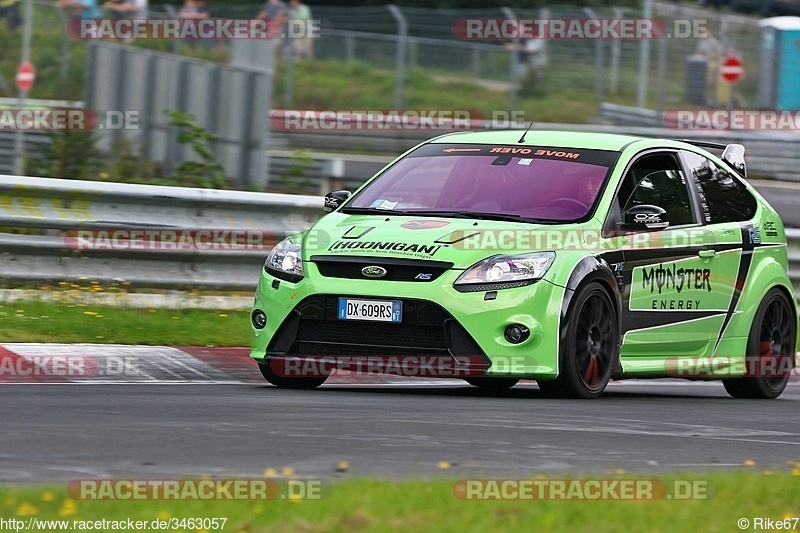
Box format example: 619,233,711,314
310,255,453,282
298,320,446,351
267,296,488,365
444,319,484,356
269,310,301,353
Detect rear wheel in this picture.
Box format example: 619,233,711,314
258,362,328,390
464,378,519,390
723,289,795,399
537,283,618,399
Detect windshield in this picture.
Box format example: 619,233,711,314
346,144,619,222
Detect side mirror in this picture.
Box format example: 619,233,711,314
324,190,352,213
619,204,669,231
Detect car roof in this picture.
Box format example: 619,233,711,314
429,130,659,152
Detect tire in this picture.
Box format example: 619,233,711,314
464,377,519,390
258,362,328,390
537,283,619,399
723,288,796,399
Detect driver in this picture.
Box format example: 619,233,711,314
578,175,602,208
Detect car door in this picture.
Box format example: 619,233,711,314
680,150,759,354
605,150,724,358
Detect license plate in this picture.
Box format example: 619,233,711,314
337,298,402,323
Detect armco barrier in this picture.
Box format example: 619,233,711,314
6,116,800,183
0,175,321,289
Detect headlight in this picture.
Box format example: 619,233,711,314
265,237,304,282
455,252,555,292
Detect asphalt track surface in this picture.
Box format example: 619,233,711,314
2,381,800,482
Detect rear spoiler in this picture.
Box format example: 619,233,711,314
677,139,747,178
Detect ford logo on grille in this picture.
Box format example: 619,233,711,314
362,266,387,278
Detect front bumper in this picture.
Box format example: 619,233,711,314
250,262,564,379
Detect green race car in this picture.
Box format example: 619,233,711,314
250,130,798,399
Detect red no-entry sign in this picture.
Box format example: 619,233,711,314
16,61,35,93
721,56,744,84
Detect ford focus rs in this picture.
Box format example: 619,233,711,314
250,130,798,399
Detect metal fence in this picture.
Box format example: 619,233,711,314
2,2,768,111
245,2,764,115
283,4,607,110
0,0,73,94
194,1,766,119
597,0,763,116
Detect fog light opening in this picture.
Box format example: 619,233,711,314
252,310,267,329
504,324,530,344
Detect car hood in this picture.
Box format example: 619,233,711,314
302,212,594,269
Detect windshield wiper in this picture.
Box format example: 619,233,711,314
340,206,407,215
404,210,556,223
341,208,560,224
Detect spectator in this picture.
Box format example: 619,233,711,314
126,0,147,18
103,0,132,18
258,0,287,25
258,0,288,57
504,21,548,97
0,0,20,32
195,0,209,18
57,0,102,19
178,0,207,19
287,0,312,59
179,0,215,50
695,28,723,106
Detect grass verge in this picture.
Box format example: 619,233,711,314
0,471,798,532
0,300,249,346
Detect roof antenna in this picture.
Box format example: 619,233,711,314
518,122,535,144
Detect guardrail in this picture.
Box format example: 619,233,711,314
4,116,800,183
2,174,800,296
597,104,800,183
0,175,321,289
271,117,800,183
267,149,391,196
786,229,800,297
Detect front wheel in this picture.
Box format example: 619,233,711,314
537,283,618,399
723,288,796,399
258,362,328,390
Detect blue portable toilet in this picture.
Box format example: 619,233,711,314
758,17,800,109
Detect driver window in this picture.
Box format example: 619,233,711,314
615,153,696,228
